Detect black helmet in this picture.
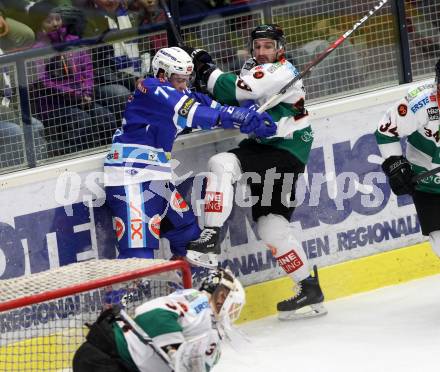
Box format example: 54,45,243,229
199,268,245,323
199,268,235,295
250,24,286,51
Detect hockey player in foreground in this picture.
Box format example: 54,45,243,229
375,59,440,260
72,267,245,371
104,47,276,262
184,24,327,320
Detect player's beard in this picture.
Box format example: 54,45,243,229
255,56,270,64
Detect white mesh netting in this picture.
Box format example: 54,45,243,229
0,258,190,372
0,258,181,304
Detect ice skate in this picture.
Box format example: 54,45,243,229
277,265,327,320
186,227,221,268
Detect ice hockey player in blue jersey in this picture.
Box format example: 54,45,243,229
104,46,277,261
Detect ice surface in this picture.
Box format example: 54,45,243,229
216,274,440,372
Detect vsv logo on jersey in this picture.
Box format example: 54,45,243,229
205,192,223,212
276,249,304,274
148,151,159,161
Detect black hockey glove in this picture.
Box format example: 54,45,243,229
182,47,217,86
382,156,415,196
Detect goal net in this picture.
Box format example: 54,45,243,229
0,258,192,372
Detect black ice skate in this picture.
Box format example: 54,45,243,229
277,265,327,320
186,227,221,269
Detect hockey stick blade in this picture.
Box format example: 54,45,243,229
257,0,389,113
412,166,440,184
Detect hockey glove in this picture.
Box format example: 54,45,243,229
382,155,415,196
191,49,214,66
183,47,217,86
219,106,260,134
240,101,277,137
240,99,259,111
253,112,277,138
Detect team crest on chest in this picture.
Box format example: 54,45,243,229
398,104,407,116
253,71,264,79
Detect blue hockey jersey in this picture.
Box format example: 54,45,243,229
104,78,222,186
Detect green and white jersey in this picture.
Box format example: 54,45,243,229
113,289,220,372
375,81,440,194
207,59,314,164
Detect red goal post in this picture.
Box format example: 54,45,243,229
0,258,192,372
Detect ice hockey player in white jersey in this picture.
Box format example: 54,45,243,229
104,47,276,262
375,59,440,259
72,268,245,372
183,24,327,320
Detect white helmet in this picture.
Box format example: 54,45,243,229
152,47,194,79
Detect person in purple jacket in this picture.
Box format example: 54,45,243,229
28,1,118,156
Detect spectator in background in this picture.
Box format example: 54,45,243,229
0,0,34,52
178,0,232,18
71,0,143,122
28,1,117,155
129,0,165,26
52,4,86,38
0,49,46,166
406,0,440,59
128,0,167,58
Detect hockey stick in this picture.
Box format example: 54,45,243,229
257,0,389,114
412,166,440,184
159,0,185,47
118,309,175,371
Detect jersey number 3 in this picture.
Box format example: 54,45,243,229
379,121,398,137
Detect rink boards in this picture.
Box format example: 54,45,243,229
1,79,439,323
